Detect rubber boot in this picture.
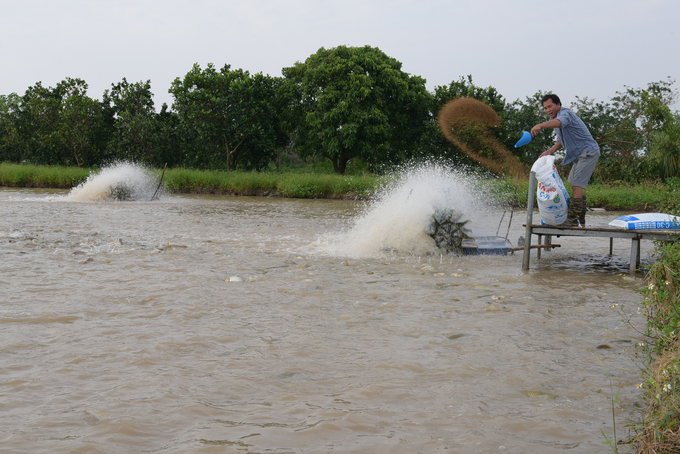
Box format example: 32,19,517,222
579,195,587,226
563,198,582,227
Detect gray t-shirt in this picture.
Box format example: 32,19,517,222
555,107,599,165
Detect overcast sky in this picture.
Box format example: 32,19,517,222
2,0,678,111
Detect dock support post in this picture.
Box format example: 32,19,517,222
630,238,640,274
537,234,542,259
522,172,536,271
609,238,613,256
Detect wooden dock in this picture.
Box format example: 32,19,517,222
522,171,680,274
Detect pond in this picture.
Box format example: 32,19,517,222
0,178,652,453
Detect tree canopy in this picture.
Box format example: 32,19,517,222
282,45,430,174
103,78,157,165
21,78,105,167
170,63,285,171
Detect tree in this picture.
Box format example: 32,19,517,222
0,93,26,162
649,112,680,180
22,78,105,166
170,63,283,170
433,75,506,113
572,82,675,160
572,78,677,182
103,78,158,164
283,45,430,174
154,103,182,168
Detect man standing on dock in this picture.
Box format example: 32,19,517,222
531,94,600,227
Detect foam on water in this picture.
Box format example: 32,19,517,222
318,163,500,258
66,162,162,202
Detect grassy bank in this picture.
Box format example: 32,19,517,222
162,167,383,199
0,162,91,188
630,240,680,453
487,178,670,212
0,162,676,211
626,192,680,453
0,162,384,199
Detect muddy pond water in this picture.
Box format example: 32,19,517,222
0,177,655,453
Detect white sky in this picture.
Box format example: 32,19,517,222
2,0,678,110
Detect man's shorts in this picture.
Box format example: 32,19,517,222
568,149,600,188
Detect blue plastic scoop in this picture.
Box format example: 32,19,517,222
514,131,532,148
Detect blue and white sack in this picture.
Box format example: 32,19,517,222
609,213,680,230
531,156,570,225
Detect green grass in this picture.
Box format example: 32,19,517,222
586,181,669,211
488,176,670,212
631,240,680,453
0,162,674,211
0,162,385,199
162,167,383,198
0,162,91,188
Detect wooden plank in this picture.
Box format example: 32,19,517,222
512,244,560,251
526,225,680,241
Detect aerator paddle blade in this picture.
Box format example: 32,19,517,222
514,131,532,148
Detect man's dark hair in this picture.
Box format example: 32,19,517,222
541,94,561,105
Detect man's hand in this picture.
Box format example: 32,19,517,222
530,124,542,137
539,149,555,158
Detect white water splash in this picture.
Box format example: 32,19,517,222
317,163,501,258
66,162,162,202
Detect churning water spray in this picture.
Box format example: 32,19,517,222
66,162,162,202
320,163,500,258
